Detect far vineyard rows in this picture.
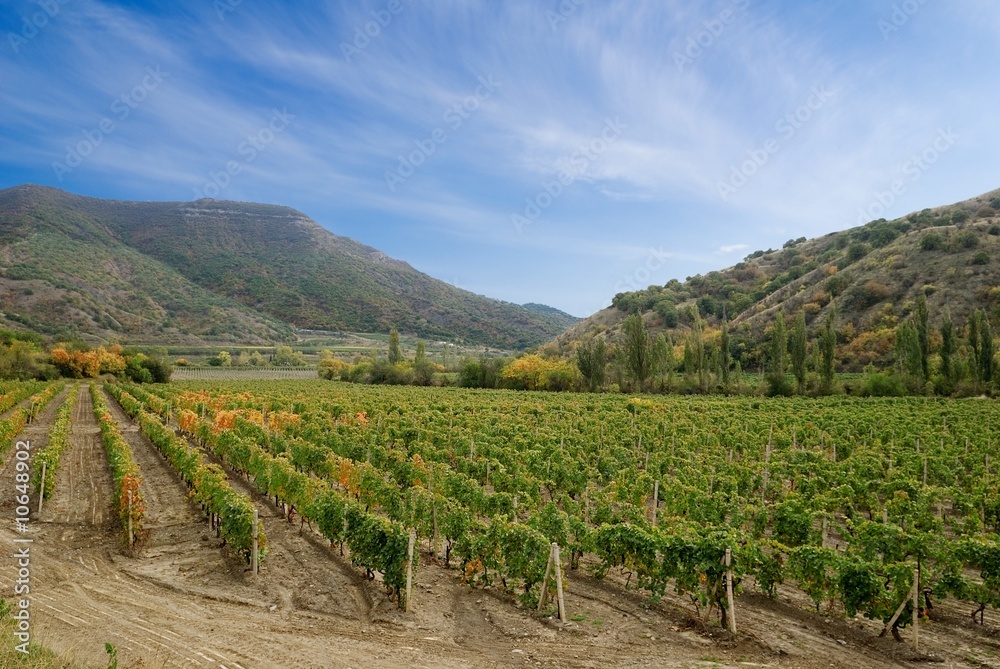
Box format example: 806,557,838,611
91,379,999,642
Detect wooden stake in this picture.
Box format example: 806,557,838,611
724,548,737,634
538,545,554,611
37,461,46,515
252,508,259,575
821,517,828,547
912,568,919,652
881,580,915,637
553,543,566,623
651,480,659,524
405,530,416,613
127,490,134,546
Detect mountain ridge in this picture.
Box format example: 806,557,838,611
0,184,571,348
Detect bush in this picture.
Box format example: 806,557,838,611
952,210,971,224
988,224,1000,236
921,232,945,251
971,251,990,266
977,206,996,219
955,230,979,249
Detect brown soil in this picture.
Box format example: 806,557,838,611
0,387,996,668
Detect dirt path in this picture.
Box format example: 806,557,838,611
38,385,112,527
1,388,996,669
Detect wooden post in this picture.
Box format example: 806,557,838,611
432,501,439,558
127,490,134,546
724,548,737,634
821,517,828,547
405,530,416,613
553,543,566,623
651,480,659,524
37,461,46,515
912,568,919,652
252,508,259,576
538,545,554,611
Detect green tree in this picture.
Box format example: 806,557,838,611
979,312,995,387
766,312,790,395
273,346,304,366
575,337,607,392
622,314,651,391
915,293,930,381
820,309,836,392
388,328,403,365
939,313,956,390
719,319,731,388
968,311,982,385
414,340,434,386
896,322,923,388
790,310,808,394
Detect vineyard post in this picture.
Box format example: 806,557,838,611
821,517,828,547
127,489,134,546
651,480,659,524
538,545,554,611
405,530,416,613
432,500,439,558
37,461,46,514
912,568,919,652
252,508,259,576
553,543,566,623
724,547,737,634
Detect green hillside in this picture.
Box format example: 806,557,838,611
555,187,1000,371
0,185,570,348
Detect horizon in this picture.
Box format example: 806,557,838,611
3,1,999,318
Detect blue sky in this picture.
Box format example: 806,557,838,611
2,0,999,318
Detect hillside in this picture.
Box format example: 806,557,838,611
0,185,569,348
555,187,1000,370
520,302,580,330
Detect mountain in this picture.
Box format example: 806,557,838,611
520,303,580,330
555,187,1000,370
0,185,570,348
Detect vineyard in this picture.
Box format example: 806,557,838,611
1,378,999,668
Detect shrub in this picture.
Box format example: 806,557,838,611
921,232,945,251
955,230,979,249
971,251,990,266
977,206,996,219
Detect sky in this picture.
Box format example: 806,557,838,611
2,0,999,318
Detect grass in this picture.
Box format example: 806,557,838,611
0,601,95,668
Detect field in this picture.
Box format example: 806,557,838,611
1,379,998,668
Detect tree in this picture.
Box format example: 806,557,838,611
939,313,956,390
719,319,731,388
915,294,930,381
273,346,304,366
650,333,670,392
766,312,790,395
896,322,923,388
790,310,808,394
388,328,403,365
414,341,434,386
575,337,607,392
690,309,708,392
622,314,651,391
968,311,982,385
979,312,995,388
820,309,836,392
